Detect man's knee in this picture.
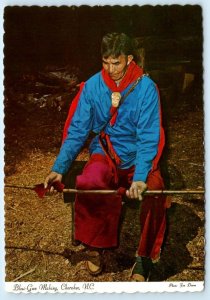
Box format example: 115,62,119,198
76,157,113,189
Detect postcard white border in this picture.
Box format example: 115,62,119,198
4,281,204,293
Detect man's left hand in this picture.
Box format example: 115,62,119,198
126,181,147,201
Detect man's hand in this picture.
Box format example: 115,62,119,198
44,171,63,194
126,181,147,201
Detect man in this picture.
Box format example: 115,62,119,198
44,32,168,281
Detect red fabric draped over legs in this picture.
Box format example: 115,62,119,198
75,154,122,248
74,154,168,259
137,169,167,260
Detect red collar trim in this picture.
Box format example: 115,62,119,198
101,61,143,92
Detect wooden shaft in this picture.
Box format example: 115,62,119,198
63,188,205,195
5,184,205,195
5,184,35,190
143,190,204,195
63,188,117,194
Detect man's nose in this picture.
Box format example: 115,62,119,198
108,64,114,74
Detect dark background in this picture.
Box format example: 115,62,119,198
4,5,203,79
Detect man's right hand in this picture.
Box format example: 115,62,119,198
44,171,63,194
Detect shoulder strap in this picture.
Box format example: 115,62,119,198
107,73,148,127
119,73,148,106
98,73,148,133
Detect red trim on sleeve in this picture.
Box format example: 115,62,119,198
62,82,85,143
152,85,165,171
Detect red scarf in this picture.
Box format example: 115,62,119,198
101,60,143,92
102,61,143,126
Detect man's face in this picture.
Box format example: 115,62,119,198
102,54,133,82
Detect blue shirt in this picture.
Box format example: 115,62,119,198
52,71,161,182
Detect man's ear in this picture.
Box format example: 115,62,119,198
127,55,134,65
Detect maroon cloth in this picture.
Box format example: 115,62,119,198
137,169,166,259
74,154,167,259
75,154,122,248
34,181,64,198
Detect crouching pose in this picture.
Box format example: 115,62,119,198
44,32,169,281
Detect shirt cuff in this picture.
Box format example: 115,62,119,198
132,172,148,183
51,162,69,175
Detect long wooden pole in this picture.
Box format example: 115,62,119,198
5,184,205,195
64,189,205,195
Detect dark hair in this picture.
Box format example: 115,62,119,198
101,32,134,58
